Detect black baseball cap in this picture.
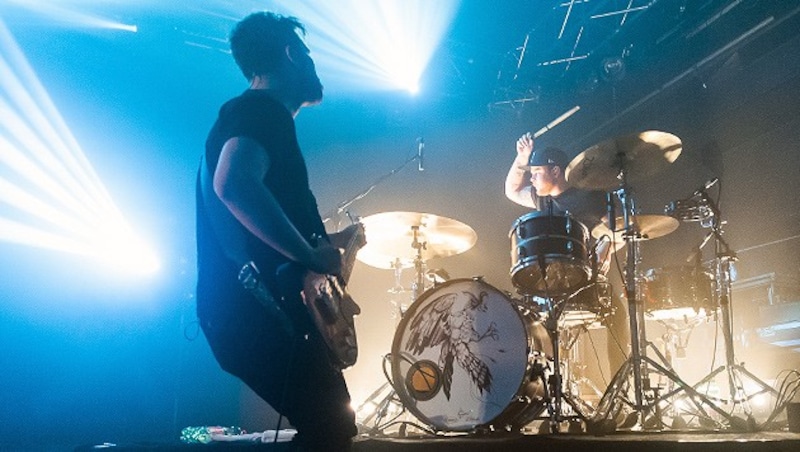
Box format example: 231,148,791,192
521,146,570,169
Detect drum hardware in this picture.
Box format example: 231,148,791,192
358,211,476,318
410,224,426,302
355,212,477,435
673,188,779,420
641,319,703,421
560,277,614,329
425,268,451,286
665,199,715,227
321,142,426,228
355,357,413,436
567,131,738,430
535,296,606,433
508,202,613,430
664,177,720,228
561,327,607,415
526,261,610,432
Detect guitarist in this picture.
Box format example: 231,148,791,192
195,12,360,452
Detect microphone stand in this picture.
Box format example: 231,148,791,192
323,152,421,231
338,151,421,435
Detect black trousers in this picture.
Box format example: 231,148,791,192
200,295,357,451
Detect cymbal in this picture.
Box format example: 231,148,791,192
356,212,477,269
592,214,679,242
565,131,682,190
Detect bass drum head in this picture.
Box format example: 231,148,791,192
390,278,531,432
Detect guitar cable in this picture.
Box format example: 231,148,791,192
272,322,302,444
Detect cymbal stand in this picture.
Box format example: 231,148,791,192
689,191,778,422
593,171,733,431
354,356,409,436
541,296,593,432
410,226,427,302
356,228,430,436
562,325,603,416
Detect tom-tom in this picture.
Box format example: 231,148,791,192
510,212,590,297
643,266,714,321
391,278,552,432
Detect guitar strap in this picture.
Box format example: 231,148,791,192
198,154,295,335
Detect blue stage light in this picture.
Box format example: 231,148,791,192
0,20,158,277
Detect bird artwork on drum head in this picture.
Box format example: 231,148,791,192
404,290,499,400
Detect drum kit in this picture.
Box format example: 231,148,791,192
353,130,774,436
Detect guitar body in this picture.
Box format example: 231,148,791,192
275,226,365,370
300,270,360,368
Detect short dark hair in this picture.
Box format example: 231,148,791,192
230,12,306,81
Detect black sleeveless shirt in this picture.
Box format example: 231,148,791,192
196,90,326,319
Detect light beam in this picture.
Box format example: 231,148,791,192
0,19,158,276
272,0,461,94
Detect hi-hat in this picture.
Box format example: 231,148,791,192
592,214,679,242
566,131,682,190
357,212,477,269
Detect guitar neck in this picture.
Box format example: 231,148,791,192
338,226,361,284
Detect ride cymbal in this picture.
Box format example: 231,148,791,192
566,131,682,190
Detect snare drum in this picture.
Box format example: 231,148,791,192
643,266,714,320
510,212,590,296
391,278,551,432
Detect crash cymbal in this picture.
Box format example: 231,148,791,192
566,131,682,190
357,211,477,269
592,214,679,242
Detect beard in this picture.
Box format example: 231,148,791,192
300,74,324,106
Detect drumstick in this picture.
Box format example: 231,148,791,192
532,105,580,138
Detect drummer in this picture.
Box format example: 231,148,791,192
505,132,612,274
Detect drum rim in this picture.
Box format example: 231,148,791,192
509,211,589,236
510,254,591,266
389,278,536,432
644,265,714,279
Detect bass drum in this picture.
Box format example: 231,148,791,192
391,278,552,432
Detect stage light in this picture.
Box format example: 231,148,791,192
355,400,377,420
0,20,159,277
273,0,461,93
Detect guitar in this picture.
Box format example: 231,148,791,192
277,224,365,369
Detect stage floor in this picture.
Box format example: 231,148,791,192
353,431,800,452
72,430,800,452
